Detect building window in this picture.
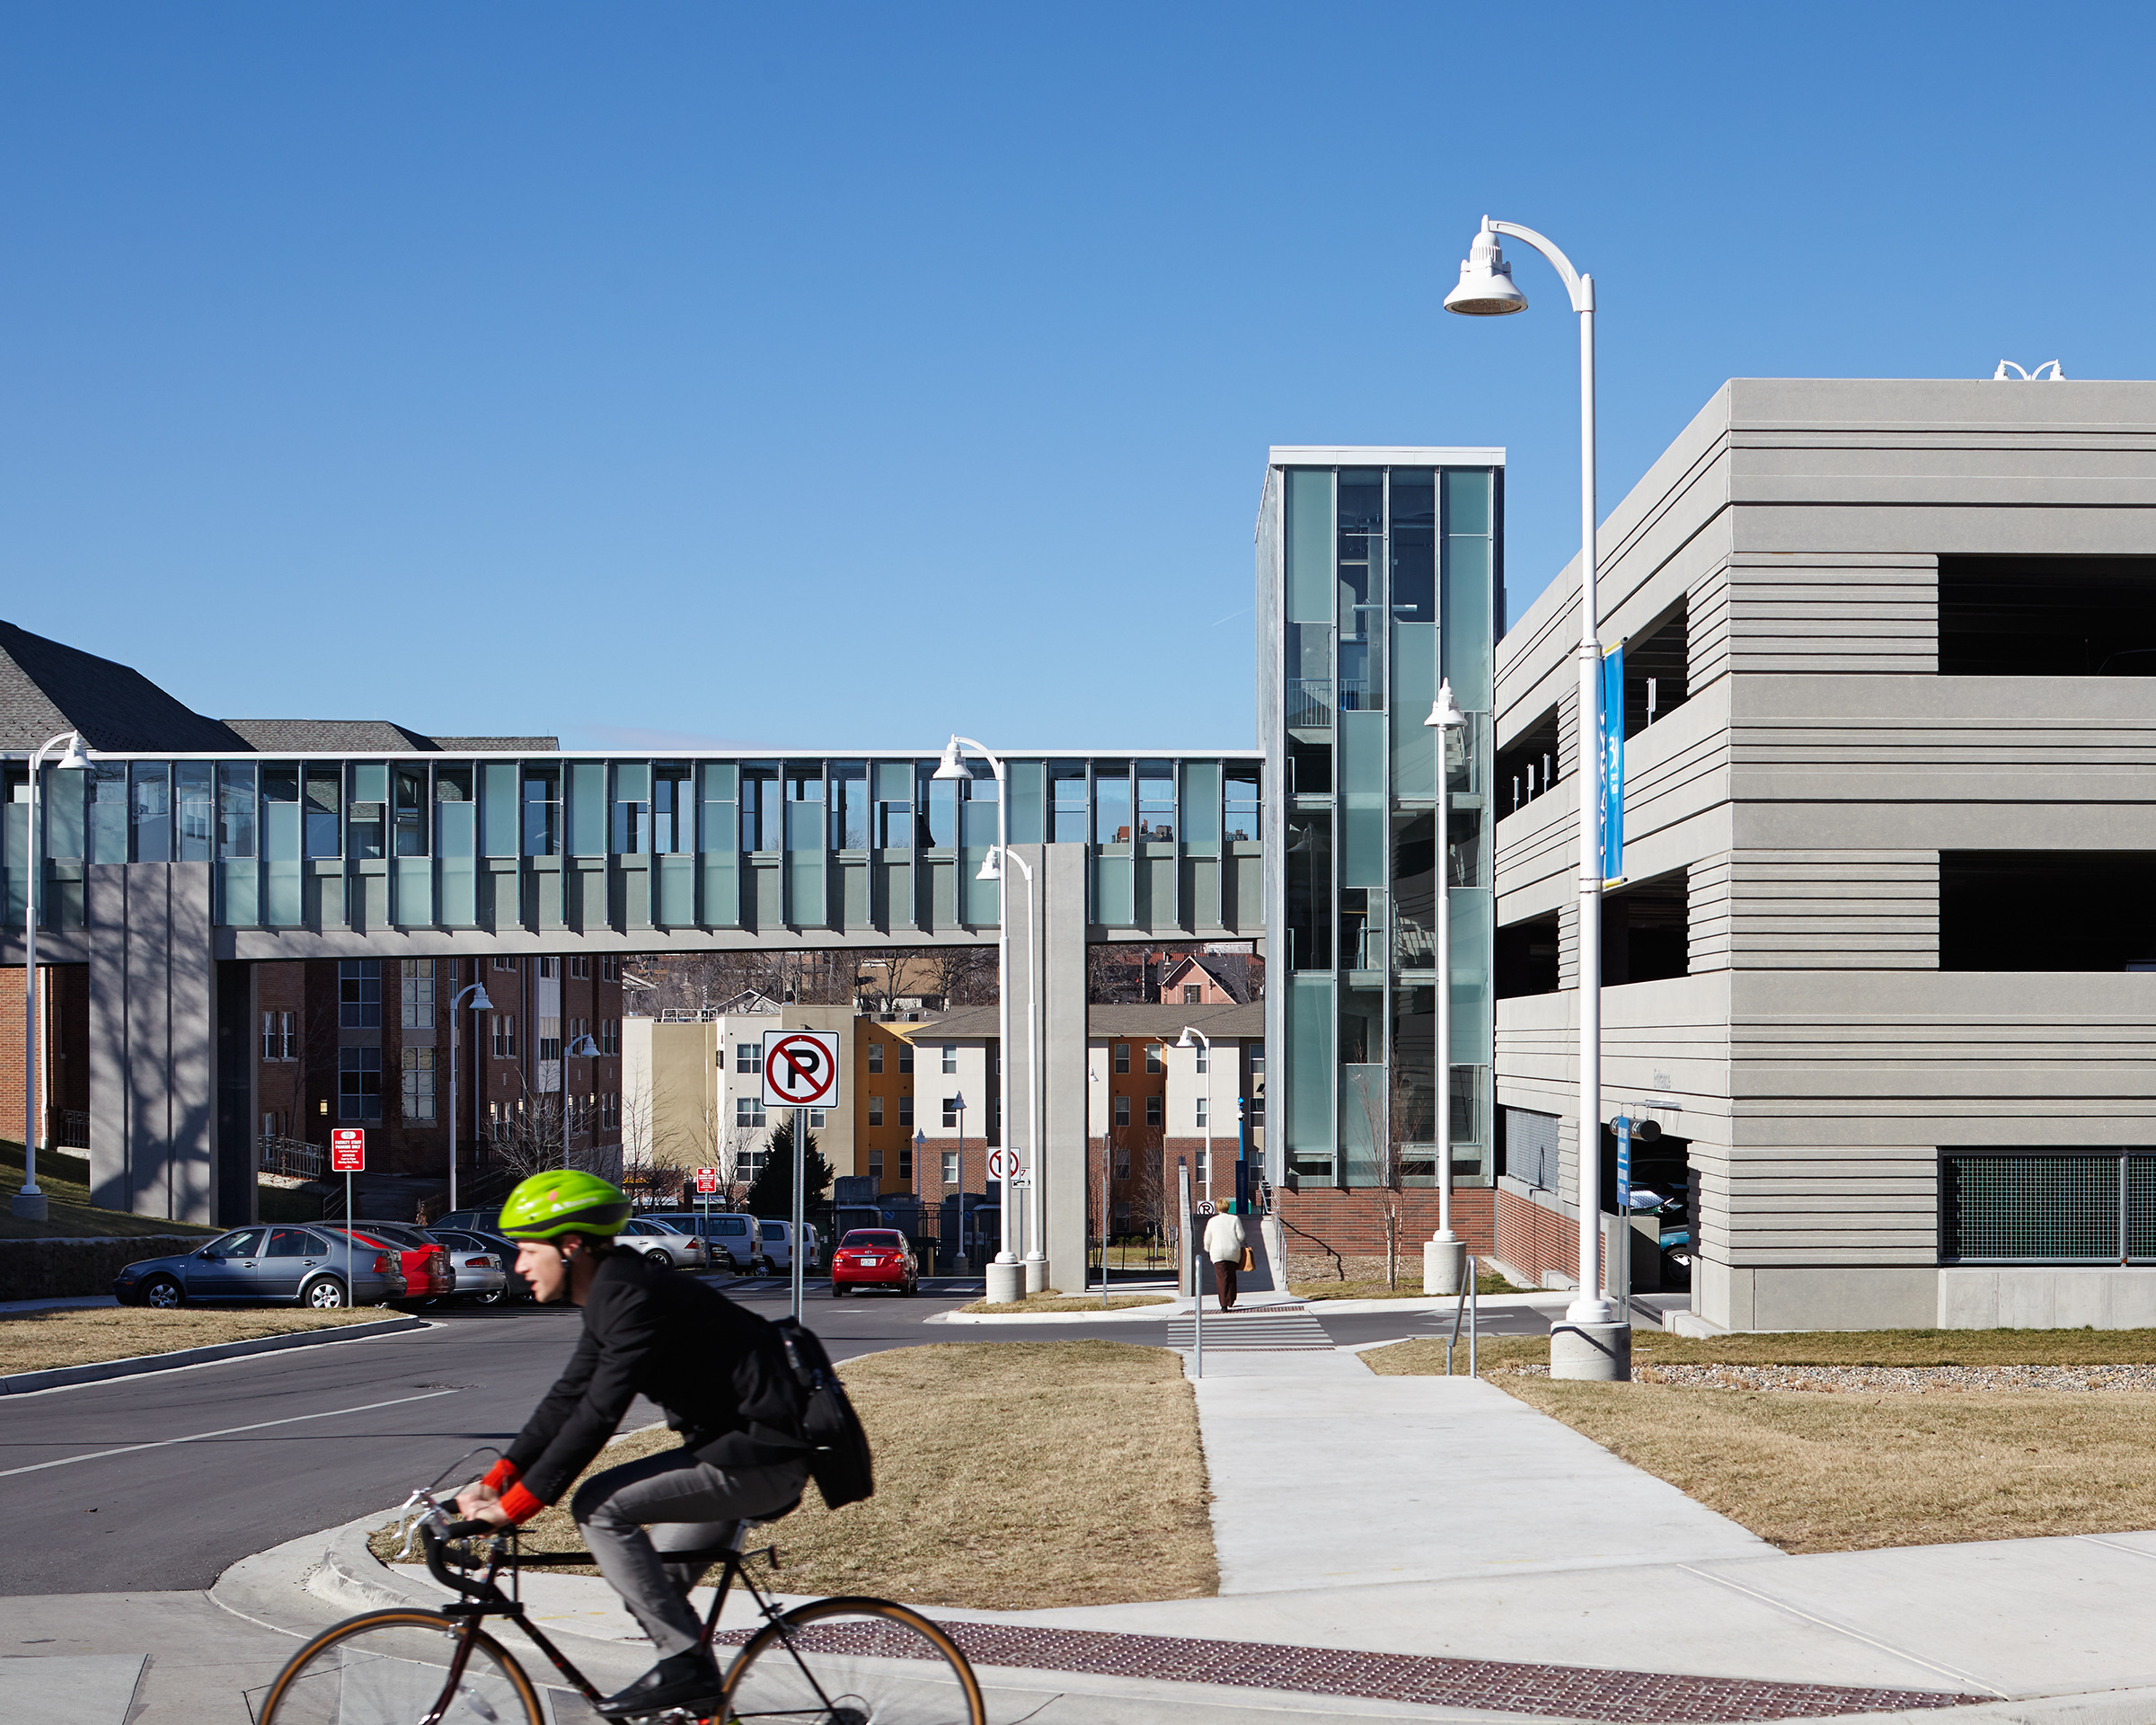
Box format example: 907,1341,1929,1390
898,1140,913,1180
338,1047,382,1121
600,1092,619,1133
1194,1044,1208,1073
1113,1044,1129,1075
869,1096,884,1127
401,959,436,1029
494,955,517,971
1195,1097,1208,1128
1196,1149,1208,1182
338,960,381,1029
490,1102,508,1144
491,1013,517,1058
941,1044,958,1074
737,1042,762,1075
868,1043,884,1074
570,956,589,979
600,1018,618,1056
897,1044,914,1074
899,1095,914,1128
1145,1095,1162,1127
1144,1043,1162,1075
540,1018,561,1063
736,1096,766,1128
1183,985,1203,1004
869,1147,884,1178
941,1150,959,1185
942,1097,959,1128
1114,1146,1131,1180
1250,1048,1266,1075
280,1012,296,1060
402,1048,437,1123
1114,1095,1130,1128
602,956,620,981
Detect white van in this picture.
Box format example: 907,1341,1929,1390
648,1211,755,1270
755,1218,821,1273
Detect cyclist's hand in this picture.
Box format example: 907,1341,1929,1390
454,1482,499,1518
464,1499,515,1529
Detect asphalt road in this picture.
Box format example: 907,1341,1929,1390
0,1277,1554,1596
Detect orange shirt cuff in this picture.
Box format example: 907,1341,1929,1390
497,1482,547,1526
482,1458,521,1492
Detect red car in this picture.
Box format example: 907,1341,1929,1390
325,1224,453,1302
830,1229,918,1298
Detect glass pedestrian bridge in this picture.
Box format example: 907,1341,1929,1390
7,750,1264,942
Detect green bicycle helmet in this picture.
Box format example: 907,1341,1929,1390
497,1169,632,1240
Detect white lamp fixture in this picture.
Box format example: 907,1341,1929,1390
1446,212,1626,1374
1442,225,1529,317
932,737,969,781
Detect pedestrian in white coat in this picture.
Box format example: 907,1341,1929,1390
1203,1200,1248,1311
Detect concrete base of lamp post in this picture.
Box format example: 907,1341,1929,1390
10,1190,49,1222
1023,1256,1047,1295
1422,1236,1465,1296
1550,1320,1632,1381
985,1261,1025,1303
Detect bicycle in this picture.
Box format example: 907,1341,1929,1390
256,1480,986,1725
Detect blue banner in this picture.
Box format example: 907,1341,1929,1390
1615,1115,1632,1211
1600,643,1624,880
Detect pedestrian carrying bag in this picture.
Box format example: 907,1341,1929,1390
772,1316,875,1510
1240,1247,1255,1272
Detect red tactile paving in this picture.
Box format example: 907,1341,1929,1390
747,1616,1984,1721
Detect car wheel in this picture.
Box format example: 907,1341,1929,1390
473,1285,507,1306
901,1278,917,1297
831,1282,846,1297
141,1275,184,1310
647,1249,673,1270
300,1277,347,1310
751,1256,772,1276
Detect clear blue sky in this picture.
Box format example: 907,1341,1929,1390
5,4,2153,753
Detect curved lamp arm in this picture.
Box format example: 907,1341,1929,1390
1483,217,1593,312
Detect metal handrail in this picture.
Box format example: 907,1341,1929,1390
1445,1254,1479,1376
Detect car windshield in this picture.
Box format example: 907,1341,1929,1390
842,1231,904,1247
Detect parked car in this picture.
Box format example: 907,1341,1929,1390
829,1229,917,1298
429,1227,534,1302
644,1210,756,1270
432,1208,503,1234
112,1226,402,1309
322,1223,455,1302
613,1217,708,1270
421,1230,510,1304
754,1218,820,1274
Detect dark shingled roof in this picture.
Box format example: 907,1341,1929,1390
0,621,248,753
221,721,561,753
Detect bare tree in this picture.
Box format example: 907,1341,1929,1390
923,945,997,1008
494,1092,614,1182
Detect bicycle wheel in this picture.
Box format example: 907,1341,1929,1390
258,1607,543,1725
723,1596,985,1725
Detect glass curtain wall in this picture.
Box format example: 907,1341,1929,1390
1276,462,1498,1189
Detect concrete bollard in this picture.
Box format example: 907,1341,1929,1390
1423,1237,1465,1296
984,1261,1025,1304
1550,1320,1632,1381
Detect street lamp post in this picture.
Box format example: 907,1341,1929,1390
978,845,1043,1289
14,730,90,1223
1175,1026,1213,1203
446,976,496,1215
1445,215,1629,1376
937,736,1027,1303
1422,680,1467,1294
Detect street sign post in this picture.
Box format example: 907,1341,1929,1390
762,1031,841,1322
1613,1115,1632,1305
694,1166,720,1253
330,1129,365,1300
694,1167,720,1195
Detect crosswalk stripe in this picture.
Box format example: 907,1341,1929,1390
1166,1308,1336,1350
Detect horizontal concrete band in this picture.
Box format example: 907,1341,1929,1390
0,1315,428,1394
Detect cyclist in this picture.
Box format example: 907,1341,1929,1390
455,1169,809,1721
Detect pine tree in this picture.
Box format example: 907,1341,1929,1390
745,1114,834,1216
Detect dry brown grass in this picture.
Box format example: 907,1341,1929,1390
1362,1327,2156,1552
1364,1327,2156,1375
958,1292,1171,1314
1496,1377,2156,1552
0,1305,384,1372
1291,1268,1521,1302
0,1142,222,1241
376,1341,1215,1609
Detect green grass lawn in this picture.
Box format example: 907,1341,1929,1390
0,1140,221,1241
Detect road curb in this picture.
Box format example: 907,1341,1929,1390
0,1314,429,1394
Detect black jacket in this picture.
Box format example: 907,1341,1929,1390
505,1250,805,1506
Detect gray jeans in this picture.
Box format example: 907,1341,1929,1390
571,1447,809,1658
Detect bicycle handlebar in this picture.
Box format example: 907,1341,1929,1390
441,1517,494,1539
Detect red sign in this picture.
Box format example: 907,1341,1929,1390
986,1148,1019,1181
330,1128,367,1173
694,1167,720,1195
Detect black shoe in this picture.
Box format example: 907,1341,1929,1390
596,1650,723,1721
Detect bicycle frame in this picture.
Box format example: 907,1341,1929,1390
407,1504,844,1723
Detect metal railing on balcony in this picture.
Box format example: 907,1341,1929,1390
1285,677,1333,730
260,1135,326,1181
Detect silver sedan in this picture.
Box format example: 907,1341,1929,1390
614,1217,708,1270
425,1231,510,1304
